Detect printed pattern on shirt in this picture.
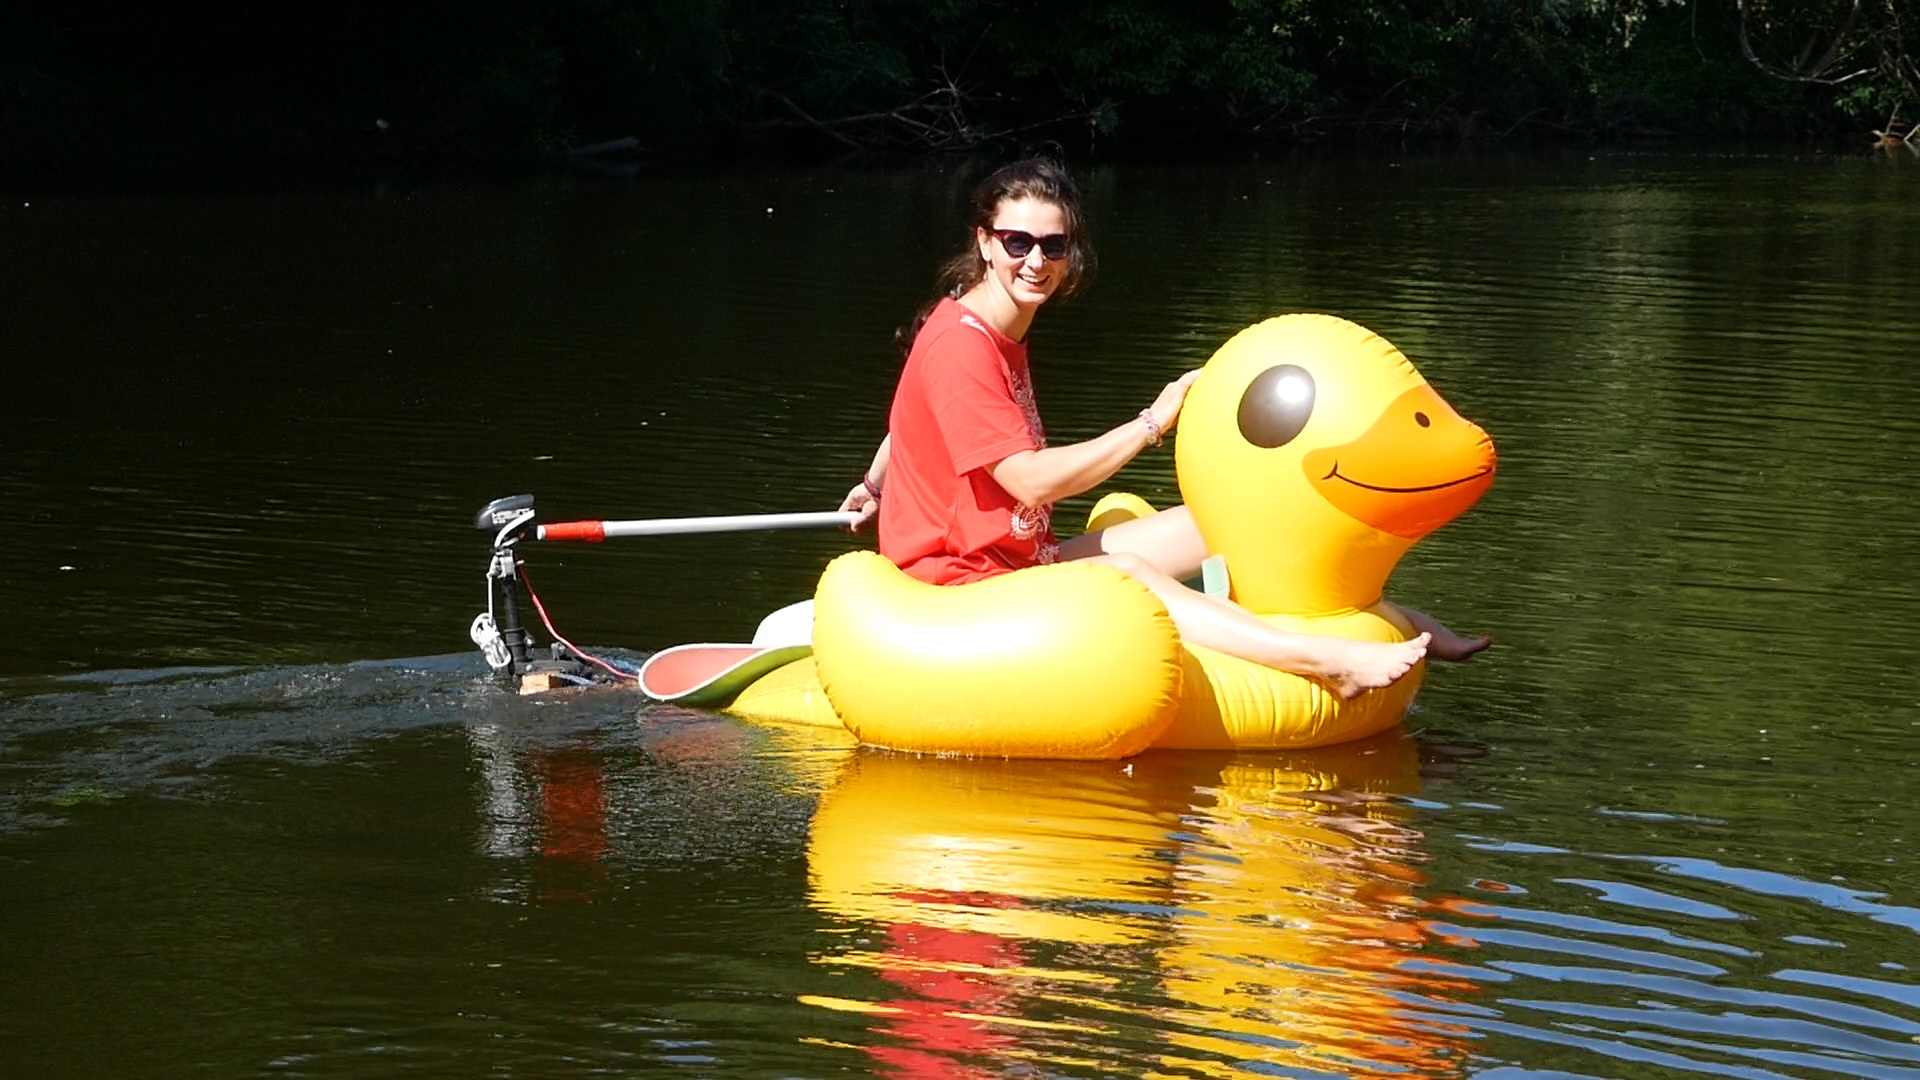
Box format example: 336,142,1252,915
962,312,1057,563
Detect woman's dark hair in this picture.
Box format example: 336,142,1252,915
896,157,1095,355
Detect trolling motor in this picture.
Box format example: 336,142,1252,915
470,494,603,688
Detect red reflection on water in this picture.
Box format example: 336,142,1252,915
866,895,1025,1080
534,748,607,903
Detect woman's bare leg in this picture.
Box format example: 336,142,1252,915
1057,505,1209,579
1059,504,1431,694
1081,552,1428,699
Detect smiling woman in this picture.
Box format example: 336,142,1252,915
833,158,1479,702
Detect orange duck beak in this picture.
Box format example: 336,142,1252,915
1302,382,1496,540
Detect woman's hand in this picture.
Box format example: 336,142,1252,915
839,437,890,532
1149,370,1203,432
838,482,880,531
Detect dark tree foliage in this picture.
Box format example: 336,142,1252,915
2,0,1913,169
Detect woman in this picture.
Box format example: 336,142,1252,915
839,159,1485,698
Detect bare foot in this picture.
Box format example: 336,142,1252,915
1428,626,1492,662
1321,633,1430,699
1393,606,1490,662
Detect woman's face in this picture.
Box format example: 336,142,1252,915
975,197,1071,311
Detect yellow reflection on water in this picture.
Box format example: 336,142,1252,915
1145,740,1478,1079
800,735,1480,1078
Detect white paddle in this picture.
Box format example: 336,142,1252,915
537,510,861,542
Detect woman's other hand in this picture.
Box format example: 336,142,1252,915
1150,369,1203,432
838,483,880,531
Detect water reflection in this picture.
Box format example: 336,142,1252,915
800,735,1479,1077
466,698,852,907
790,730,1920,1079
440,702,626,903
803,753,1171,1076
1146,742,1478,1078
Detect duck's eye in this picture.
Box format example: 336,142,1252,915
1237,364,1316,448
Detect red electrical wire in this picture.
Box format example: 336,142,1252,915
516,560,639,682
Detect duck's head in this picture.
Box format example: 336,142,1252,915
1175,315,1495,615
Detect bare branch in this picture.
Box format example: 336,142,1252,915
767,92,863,148
1735,0,1876,84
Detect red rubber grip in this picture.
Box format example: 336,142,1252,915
539,520,606,542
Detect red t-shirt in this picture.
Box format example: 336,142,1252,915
879,298,1058,584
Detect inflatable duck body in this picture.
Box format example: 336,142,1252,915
647,314,1495,759
1157,313,1496,749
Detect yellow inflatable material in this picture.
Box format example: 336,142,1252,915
811,553,1183,759
1150,313,1495,750
725,654,844,729
1177,313,1494,615
720,313,1495,758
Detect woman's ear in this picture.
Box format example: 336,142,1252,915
975,227,994,263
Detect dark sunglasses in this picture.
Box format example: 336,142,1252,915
991,229,1071,261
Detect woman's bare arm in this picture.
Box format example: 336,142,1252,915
990,371,1198,506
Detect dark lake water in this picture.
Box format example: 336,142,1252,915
4,149,1919,1077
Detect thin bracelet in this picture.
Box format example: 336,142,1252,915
862,473,882,499
1137,409,1163,447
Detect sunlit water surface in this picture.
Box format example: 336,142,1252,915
3,150,1918,1077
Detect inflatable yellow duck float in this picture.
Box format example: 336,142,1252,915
641,314,1496,759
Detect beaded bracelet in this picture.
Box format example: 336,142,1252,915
1137,409,1164,447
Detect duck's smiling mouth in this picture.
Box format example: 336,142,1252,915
1321,465,1495,494
1301,385,1498,540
